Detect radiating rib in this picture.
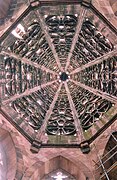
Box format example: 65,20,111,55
36,10,63,71
71,79,117,104
36,83,62,139
70,47,117,75
65,7,87,71
1,51,57,75
64,82,84,142
2,80,57,104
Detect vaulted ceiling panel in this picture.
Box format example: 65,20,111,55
68,9,117,71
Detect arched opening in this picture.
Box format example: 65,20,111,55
22,155,92,179
0,128,17,180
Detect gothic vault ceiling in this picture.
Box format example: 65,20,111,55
0,0,117,153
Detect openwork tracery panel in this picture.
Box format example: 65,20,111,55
45,15,77,67
73,56,117,97
1,11,59,72
39,4,81,68
68,81,112,130
46,85,76,135
11,82,59,131
0,55,54,99
68,10,116,71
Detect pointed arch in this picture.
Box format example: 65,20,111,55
22,155,94,180
0,118,25,180
0,128,17,179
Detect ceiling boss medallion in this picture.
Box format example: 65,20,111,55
58,72,70,82
0,0,116,153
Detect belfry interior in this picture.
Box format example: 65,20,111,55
0,0,117,179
